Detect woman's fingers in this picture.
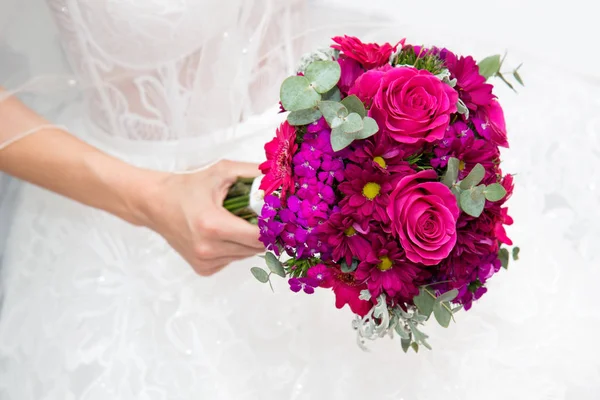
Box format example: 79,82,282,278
203,208,263,250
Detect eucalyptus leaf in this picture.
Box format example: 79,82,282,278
433,302,452,328
413,289,435,318
452,305,463,313
304,60,341,94
318,101,348,126
341,258,359,273
513,70,524,86
478,54,501,80
459,185,486,217
341,95,366,118
484,182,507,202
401,338,411,353
411,342,419,353
341,113,364,134
512,246,520,261
499,248,509,269
280,76,320,111
287,108,322,126
442,157,460,188
459,164,485,189
250,267,270,283
321,86,341,102
436,289,459,304
497,72,516,92
265,252,285,278
354,117,379,140
331,117,344,129
330,127,355,152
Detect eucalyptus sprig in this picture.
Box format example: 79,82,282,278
441,157,507,218
478,53,524,92
250,252,286,292
280,60,379,152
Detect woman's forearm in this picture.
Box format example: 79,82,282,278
0,94,161,226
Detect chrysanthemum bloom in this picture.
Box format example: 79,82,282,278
259,121,298,199
350,133,417,176
354,234,421,301
338,164,392,223
320,212,370,265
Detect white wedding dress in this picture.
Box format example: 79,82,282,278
1,1,599,399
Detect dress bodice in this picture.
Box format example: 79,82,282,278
45,0,305,142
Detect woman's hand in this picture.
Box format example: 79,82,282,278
140,160,264,276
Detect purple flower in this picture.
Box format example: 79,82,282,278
296,177,319,200
338,57,365,95
288,277,320,294
307,264,332,286
293,150,321,178
319,212,371,265
318,156,345,185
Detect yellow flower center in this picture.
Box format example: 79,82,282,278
378,256,393,271
362,182,381,200
459,160,466,171
344,226,357,237
373,156,387,169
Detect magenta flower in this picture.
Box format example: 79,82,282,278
370,67,459,144
473,99,509,148
307,264,332,287
331,35,401,70
338,56,365,95
320,212,371,265
354,234,421,301
259,121,298,199
440,50,494,112
321,267,373,317
388,170,460,266
338,164,392,223
350,133,418,176
289,277,320,294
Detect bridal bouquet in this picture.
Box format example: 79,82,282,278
226,36,521,351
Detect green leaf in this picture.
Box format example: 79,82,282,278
304,60,341,94
340,95,366,118
341,258,359,273
497,72,516,92
321,86,341,102
354,117,379,140
250,267,270,283
411,342,419,353
459,163,485,190
433,302,453,328
456,98,469,119
318,101,348,127
413,289,435,318
330,127,355,152
280,76,320,111
442,157,460,188
408,322,432,350
513,70,524,86
484,183,507,202
341,113,363,134
265,253,285,278
478,54,501,80
401,338,411,353
459,185,486,217
287,108,322,126
499,248,509,269
436,289,459,304
452,305,463,313
395,324,410,340
512,246,520,261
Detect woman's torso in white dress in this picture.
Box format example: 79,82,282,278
1,1,600,399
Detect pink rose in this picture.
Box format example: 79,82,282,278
331,35,401,70
370,67,459,144
388,170,460,266
348,64,391,108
